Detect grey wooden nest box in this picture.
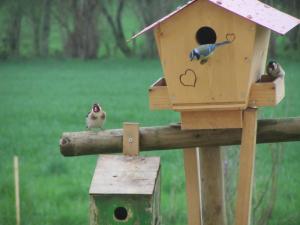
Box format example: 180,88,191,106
89,155,161,225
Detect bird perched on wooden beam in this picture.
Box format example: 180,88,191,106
86,103,106,130
266,60,285,79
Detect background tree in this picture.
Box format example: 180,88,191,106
0,0,299,59
99,0,132,57
26,0,43,56
40,0,52,56
4,0,23,57
133,0,177,58
54,0,100,59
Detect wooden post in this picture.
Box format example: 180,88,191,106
184,148,202,225
235,108,258,225
123,122,139,156
199,147,227,225
14,156,20,225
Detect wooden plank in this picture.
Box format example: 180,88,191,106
184,148,202,225
173,103,245,112
154,25,162,60
247,26,270,100
181,110,243,129
123,122,139,156
89,196,98,225
13,156,20,225
235,108,258,225
91,195,154,225
159,0,256,109
153,169,161,225
149,78,172,110
199,147,226,225
89,155,160,195
248,77,285,107
60,118,300,156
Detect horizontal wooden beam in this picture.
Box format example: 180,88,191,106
60,118,300,157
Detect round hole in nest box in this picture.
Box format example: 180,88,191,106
196,26,217,45
114,206,128,221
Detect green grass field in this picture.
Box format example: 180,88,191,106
0,58,299,225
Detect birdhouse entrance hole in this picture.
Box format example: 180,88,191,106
114,206,128,221
196,26,217,44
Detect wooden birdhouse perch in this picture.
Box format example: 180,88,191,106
131,0,299,129
128,1,299,225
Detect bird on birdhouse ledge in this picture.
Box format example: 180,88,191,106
266,60,285,79
86,103,106,130
189,40,231,64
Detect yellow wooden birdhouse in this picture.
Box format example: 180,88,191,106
130,0,299,129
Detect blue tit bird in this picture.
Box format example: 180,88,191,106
86,103,106,130
189,40,231,64
266,60,285,79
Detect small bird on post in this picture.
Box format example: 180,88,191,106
266,60,285,78
189,40,231,64
86,103,106,130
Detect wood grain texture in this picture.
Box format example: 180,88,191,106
247,26,270,98
89,196,98,225
148,76,285,111
172,103,245,112
181,110,242,129
154,25,162,61
149,78,172,110
249,77,285,107
60,118,300,156
123,122,139,156
235,108,258,225
184,148,202,225
89,155,160,195
158,0,256,109
199,147,226,225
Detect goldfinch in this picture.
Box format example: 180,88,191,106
86,103,106,130
266,60,285,78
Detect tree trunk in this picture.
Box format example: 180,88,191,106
6,4,23,57
40,0,52,56
100,0,132,57
64,0,100,59
30,15,41,56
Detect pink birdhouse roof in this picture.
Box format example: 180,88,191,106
129,0,300,40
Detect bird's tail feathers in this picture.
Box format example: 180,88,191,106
215,40,231,47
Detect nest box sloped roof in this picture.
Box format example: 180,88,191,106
130,0,300,40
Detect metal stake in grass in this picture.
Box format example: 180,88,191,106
14,156,20,225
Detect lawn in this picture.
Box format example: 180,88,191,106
0,58,299,225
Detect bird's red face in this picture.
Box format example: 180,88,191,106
93,104,101,113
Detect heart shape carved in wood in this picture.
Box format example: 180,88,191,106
179,69,197,87
226,33,236,42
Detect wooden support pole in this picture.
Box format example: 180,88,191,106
184,148,202,225
13,156,20,225
123,122,139,156
199,147,226,225
235,108,258,225
60,118,300,157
